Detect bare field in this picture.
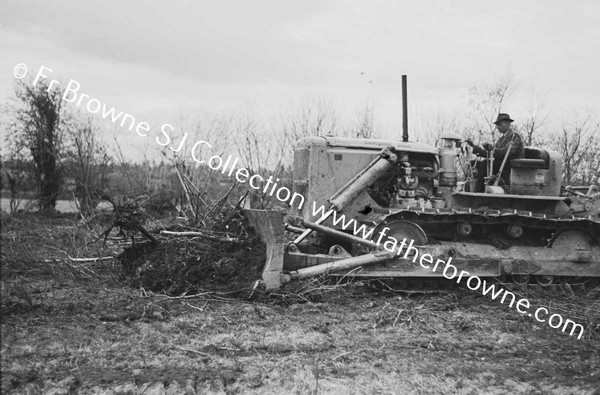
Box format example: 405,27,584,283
1,213,599,394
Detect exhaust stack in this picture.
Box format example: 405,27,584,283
402,75,409,142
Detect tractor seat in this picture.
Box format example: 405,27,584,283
510,147,549,170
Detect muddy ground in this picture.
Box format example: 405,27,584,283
1,212,599,394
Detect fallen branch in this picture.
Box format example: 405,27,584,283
175,165,194,219
332,351,352,361
182,173,208,207
175,346,214,358
183,301,209,311
155,292,212,301
393,309,404,326
160,230,240,243
68,256,116,263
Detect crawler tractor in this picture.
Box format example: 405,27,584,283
245,77,600,290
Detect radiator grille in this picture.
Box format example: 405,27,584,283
293,148,310,182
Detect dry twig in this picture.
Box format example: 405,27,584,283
175,346,214,358
159,230,239,243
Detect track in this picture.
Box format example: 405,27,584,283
334,274,600,294
377,206,600,248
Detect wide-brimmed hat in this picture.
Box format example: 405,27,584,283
494,113,514,124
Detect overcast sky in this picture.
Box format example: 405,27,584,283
1,0,599,159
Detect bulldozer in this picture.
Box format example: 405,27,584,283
245,76,600,290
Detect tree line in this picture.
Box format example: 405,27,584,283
1,74,598,216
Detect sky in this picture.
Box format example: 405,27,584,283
1,0,599,160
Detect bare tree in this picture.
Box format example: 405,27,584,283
467,71,517,144
0,155,35,213
233,113,289,208
231,99,341,208
352,102,375,139
163,113,235,216
521,83,550,146
549,111,600,185
281,97,338,142
64,118,112,216
417,109,463,146
271,97,340,172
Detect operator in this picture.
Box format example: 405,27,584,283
466,113,525,189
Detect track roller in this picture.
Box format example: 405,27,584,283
456,222,472,237
512,274,530,285
534,275,554,287
506,224,523,239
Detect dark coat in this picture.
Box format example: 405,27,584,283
473,129,525,162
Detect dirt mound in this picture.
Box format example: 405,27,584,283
119,210,266,297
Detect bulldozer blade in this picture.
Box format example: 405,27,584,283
244,209,286,290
